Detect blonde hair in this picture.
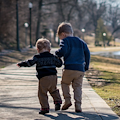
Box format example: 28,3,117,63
57,22,73,36
36,38,51,51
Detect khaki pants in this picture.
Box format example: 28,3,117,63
61,69,84,110
38,75,62,109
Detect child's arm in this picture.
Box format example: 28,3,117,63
84,44,90,71
55,56,63,67
17,61,30,67
17,56,37,67
55,39,67,58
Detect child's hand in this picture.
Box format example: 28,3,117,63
17,64,20,68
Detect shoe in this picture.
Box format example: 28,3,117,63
62,102,72,110
75,109,82,113
39,108,49,115
55,103,61,111
39,110,49,115
75,102,82,113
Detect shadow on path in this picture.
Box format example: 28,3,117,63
0,103,39,111
34,110,120,120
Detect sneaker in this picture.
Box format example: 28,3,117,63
39,108,49,115
75,109,82,113
55,103,61,111
75,103,82,113
62,102,72,110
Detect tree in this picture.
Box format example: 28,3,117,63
0,0,16,50
83,0,106,32
108,5,120,35
95,18,112,46
84,0,106,45
36,0,43,41
103,3,120,45
1,0,119,51
73,0,87,29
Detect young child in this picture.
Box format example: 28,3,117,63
55,22,90,112
17,38,62,115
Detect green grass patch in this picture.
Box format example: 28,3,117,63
86,55,120,116
100,71,120,83
93,84,120,116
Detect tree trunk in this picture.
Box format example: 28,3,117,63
36,0,43,41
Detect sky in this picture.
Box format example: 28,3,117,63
96,0,120,6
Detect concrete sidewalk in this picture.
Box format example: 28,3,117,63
0,51,120,120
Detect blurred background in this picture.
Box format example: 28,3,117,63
0,0,120,51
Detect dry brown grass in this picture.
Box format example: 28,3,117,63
90,55,120,72
89,46,120,52
0,48,37,69
84,35,95,46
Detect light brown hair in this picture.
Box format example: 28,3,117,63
57,22,73,36
36,38,51,51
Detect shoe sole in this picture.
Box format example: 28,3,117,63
55,104,61,111
75,110,82,113
39,111,49,115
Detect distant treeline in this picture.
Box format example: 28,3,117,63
0,0,120,51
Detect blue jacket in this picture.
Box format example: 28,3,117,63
55,36,90,72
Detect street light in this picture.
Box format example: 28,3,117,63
103,32,106,47
49,29,54,42
24,22,29,46
16,0,20,51
81,28,85,40
29,2,33,48
117,20,120,25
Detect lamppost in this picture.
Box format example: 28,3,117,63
117,20,120,25
103,32,106,48
81,28,85,40
24,22,29,46
29,2,33,48
49,29,54,42
16,0,20,51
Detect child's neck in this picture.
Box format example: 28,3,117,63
39,49,50,53
65,33,73,38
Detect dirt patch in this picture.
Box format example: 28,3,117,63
85,66,107,86
0,48,37,69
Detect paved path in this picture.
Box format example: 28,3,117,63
0,49,120,120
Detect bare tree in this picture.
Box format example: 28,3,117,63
104,3,120,45
82,0,106,45
84,0,106,32
36,0,43,40
110,5,120,35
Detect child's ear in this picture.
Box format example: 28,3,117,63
62,32,65,36
37,48,40,53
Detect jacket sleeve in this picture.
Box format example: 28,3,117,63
55,39,67,58
17,56,37,67
55,56,63,68
84,44,90,71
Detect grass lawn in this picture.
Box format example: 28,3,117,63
86,52,120,116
